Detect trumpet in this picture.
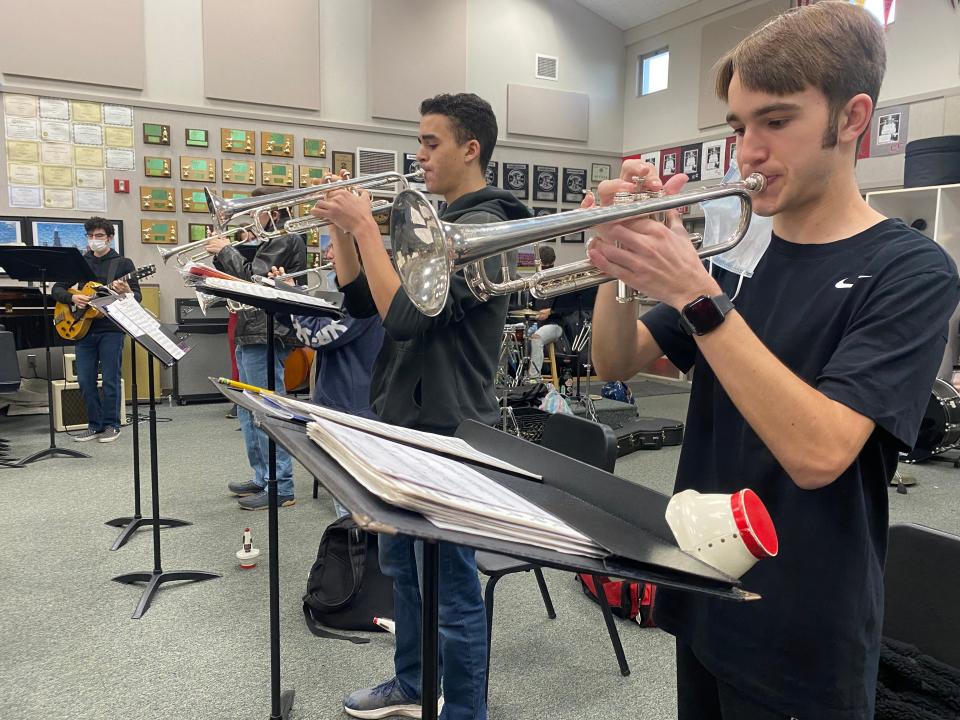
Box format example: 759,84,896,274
204,169,424,238
157,225,256,266
390,173,766,317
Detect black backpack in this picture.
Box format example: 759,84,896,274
302,516,394,643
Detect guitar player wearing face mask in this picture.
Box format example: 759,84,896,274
51,216,142,443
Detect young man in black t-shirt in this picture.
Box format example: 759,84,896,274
312,93,530,720
587,4,960,720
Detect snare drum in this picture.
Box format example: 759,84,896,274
902,378,960,462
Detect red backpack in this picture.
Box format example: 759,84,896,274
576,573,657,627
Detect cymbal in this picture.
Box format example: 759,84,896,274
508,309,539,318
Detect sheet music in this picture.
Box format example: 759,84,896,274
203,277,338,310
106,297,186,360
308,419,604,557
271,394,540,480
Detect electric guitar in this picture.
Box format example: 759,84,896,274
53,264,157,341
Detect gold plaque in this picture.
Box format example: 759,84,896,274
220,128,255,154
305,228,320,246
222,159,256,184
223,190,252,200
140,219,178,244
303,138,327,158
144,156,172,178
261,131,294,157
140,186,176,212
181,188,211,213
262,162,294,187
299,165,330,188
180,156,216,182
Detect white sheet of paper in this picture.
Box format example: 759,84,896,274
7,163,40,185
40,142,72,165
102,104,133,126
271,394,540,479
76,188,106,212
75,168,105,189
203,277,338,310
4,95,38,117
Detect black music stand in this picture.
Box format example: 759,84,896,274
90,295,219,618
199,280,343,720
0,246,95,465
104,344,190,551
256,414,754,720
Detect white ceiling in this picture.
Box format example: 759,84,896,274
573,0,705,30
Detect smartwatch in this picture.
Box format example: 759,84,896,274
679,293,734,336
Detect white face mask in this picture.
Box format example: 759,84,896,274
701,164,773,278
88,239,109,253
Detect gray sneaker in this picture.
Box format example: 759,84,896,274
343,677,440,719
227,480,262,497
98,427,121,443
74,428,102,442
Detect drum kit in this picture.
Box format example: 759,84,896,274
497,309,539,387
893,378,960,494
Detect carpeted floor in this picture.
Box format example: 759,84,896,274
1,393,958,720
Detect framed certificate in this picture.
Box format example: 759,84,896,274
591,163,612,183
181,188,210,213
139,186,176,212
222,159,256,185
221,128,255,154
185,128,209,148
261,132,293,157
180,156,216,182
140,220,178,245
331,151,354,177
262,162,294,187
143,123,170,145
303,138,327,158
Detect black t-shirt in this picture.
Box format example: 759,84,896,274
642,219,960,720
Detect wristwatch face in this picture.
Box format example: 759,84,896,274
682,295,725,335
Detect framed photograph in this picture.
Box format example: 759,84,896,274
332,151,355,177
30,218,123,254
0,217,27,245
591,163,611,183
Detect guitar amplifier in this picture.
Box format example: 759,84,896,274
172,324,230,404
51,379,128,432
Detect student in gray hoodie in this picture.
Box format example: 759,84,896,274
313,93,530,720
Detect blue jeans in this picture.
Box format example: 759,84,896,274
235,342,294,497
74,330,124,432
379,534,488,720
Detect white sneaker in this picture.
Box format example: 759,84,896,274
98,427,121,443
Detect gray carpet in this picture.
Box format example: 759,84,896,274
1,393,959,720
628,380,691,398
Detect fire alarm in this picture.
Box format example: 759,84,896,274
114,178,129,193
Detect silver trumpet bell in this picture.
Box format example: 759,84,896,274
390,173,766,317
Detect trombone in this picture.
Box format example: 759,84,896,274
390,173,766,316
204,169,424,238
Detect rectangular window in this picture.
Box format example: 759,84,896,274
852,0,895,25
639,48,669,96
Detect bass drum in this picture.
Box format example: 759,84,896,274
902,378,960,462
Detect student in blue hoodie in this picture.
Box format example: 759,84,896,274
278,241,384,517
313,93,530,720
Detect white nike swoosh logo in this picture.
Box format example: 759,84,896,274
835,275,872,289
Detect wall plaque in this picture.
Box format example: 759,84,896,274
220,128,255,154
222,159,256,184
180,156,216,182
261,132,293,157
140,186,175,212
299,165,329,188
188,223,214,242
303,138,327,158
262,162,293,187
181,188,210,213
140,220,178,244
222,190,252,200
185,128,209,148
144,156,171,178
143,123,170,145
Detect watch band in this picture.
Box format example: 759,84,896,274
679,293,734,336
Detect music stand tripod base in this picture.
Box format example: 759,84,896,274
105,515,191,552
112,568,220,619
